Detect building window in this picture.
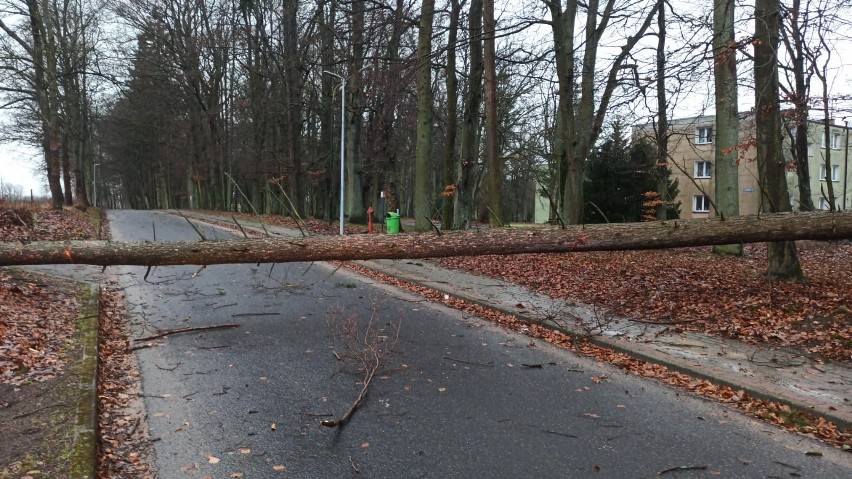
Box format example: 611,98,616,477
819,164,840,182
808,142,813,157
695,127,713,145
693,195,710,213
694,161,712,179
819,197,834,210
831,132,841,149
819,131,841,149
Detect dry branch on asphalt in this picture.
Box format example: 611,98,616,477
1,211,851,267
322,307,401,428
133,323,239,342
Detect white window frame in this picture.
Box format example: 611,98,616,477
692,195,710,213
831,132,841,149
695,127,713,145
807,142,813,157
820,164,840,182
694,160,712,179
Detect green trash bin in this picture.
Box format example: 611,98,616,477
386,212,400,235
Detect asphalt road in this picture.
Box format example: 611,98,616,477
108,210,851,478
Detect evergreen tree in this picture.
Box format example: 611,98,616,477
584,123,679,223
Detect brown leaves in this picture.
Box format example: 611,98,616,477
0,271,79,385
437,243,852,362
96,286,154,478
1,207,102,243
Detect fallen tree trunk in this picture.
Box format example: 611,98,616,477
1,211,850,267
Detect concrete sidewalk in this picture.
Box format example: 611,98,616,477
183,211,851,431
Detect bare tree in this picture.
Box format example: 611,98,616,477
546,0,660,225
453,0,483,229
482,0,501,226
754,0,804,280
414,0,435,232
712,0,742,255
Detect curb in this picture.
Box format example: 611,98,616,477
355,260,852,431
69,282,99,478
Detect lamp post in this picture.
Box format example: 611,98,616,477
844,118,849,210
323,66,370,235
323,70,346,235
93,162,101,207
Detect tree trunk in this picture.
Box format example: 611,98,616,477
345,0,367,223
654,1,668,221
27,0,63,209
780,0,814,211
549,0,660,224
1,211,849,267
712,0,742,255
414,0,435,232
483,0,502,227
754,0,804,281
442,0,460,230
453,0,483,230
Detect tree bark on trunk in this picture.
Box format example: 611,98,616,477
712,0,742,255
483,0,501,227
1,211,849,267
754,0,804,280
442,0,460,230
414,0,435,232
654,1,669,222
453,0,483,230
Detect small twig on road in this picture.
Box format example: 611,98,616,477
231,312,280,318
443,356,494,367
212,303,238,310
323,305,401,429
192,265,206,278
349,456,361,474
657,465,707,476
174,209,208,241
231,216,250,238
322,350,379,428
134,323,239,342
129,342,155,351
541,428,578,438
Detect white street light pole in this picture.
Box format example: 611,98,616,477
323,66,370,235
323,70,346,236
93,162,101,207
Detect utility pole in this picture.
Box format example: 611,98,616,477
322,71,346,236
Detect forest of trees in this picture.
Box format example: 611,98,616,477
0,0,850,276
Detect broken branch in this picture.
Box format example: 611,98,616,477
133,323,240,342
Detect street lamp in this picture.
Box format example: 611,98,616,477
323,70,346,235
843,117,849,210
323,66,371,236
93,162,101,207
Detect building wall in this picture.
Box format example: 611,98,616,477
635,115,851,219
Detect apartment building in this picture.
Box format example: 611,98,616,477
634,115,851,219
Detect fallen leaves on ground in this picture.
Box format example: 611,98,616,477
0,270,79,385
1,205,102,242
1,206,105,385
436,242,852,362
97,285,154,478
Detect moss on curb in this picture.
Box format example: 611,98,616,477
68,283,99,479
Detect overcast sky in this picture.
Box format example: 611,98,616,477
0,141,44,196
